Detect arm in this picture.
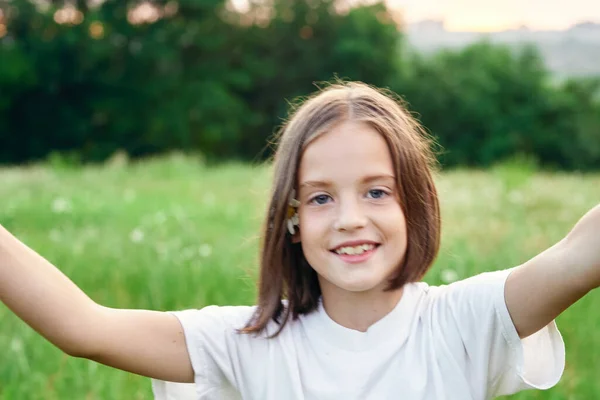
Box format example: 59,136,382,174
505,204,600,338
0,225,194,383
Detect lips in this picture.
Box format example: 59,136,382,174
329,241,381,263
330,240,380,253
330,241,380,264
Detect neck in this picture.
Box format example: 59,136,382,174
319,280,404,332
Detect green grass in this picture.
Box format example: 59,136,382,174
1,154,599,399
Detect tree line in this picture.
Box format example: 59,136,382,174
1,0,599,170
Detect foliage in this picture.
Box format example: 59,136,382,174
0,0,599,170
396,42,600,170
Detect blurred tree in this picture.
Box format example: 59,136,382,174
0,0,598,170
0,0,404,162
399,42,560,167
234,0,403,159
543,77,600,169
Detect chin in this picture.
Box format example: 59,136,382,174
336,278,385,293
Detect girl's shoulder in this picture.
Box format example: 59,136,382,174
417,268,515,300
171,301,298,340
172,304,259,333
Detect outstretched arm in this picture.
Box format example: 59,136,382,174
505,204,600,338
0,225,194,383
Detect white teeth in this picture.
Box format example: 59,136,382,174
334,244,375,255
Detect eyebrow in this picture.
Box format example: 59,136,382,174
299,174,396,189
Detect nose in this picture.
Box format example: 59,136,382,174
333,196,368,232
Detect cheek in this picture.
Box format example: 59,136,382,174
379,209,408,240
299,223,326,250
299,212,331,261
376,203,405,224
299,209,329,236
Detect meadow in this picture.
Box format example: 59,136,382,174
1,154,599,399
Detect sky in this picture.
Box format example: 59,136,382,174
386,0,600,31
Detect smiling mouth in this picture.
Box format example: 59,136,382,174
330,243,380,256
330,243,379,264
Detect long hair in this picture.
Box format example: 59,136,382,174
241,82,441,337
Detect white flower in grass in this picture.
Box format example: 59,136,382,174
6,203,16,215
226,204,239,218
51,197,72,213
171,206,187,223
72,242,85,255
572,195,585,205
49,229,61,242
203,193,216,207
441,268,459,284
155,242,169,259
130,228,144,243
508,190,524,204
84,227,99,240
124,189,136,203
10,337,23,353
154,211,167,225
199,244,212,258
180,247,196,261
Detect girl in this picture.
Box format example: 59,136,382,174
1,82,599,400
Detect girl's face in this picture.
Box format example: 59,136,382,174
297,121,407,298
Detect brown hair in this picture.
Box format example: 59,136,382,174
241,81,441,337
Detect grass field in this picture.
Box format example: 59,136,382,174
1,154,599,399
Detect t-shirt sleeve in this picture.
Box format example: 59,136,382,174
151,378,197,400
167,305,258,399
439,268,565,397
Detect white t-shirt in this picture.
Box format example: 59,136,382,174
152,269,565,400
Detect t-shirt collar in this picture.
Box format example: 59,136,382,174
305,283,421,351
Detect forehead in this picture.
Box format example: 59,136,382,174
298,121,395,184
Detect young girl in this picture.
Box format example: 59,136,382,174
1,82,599,400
